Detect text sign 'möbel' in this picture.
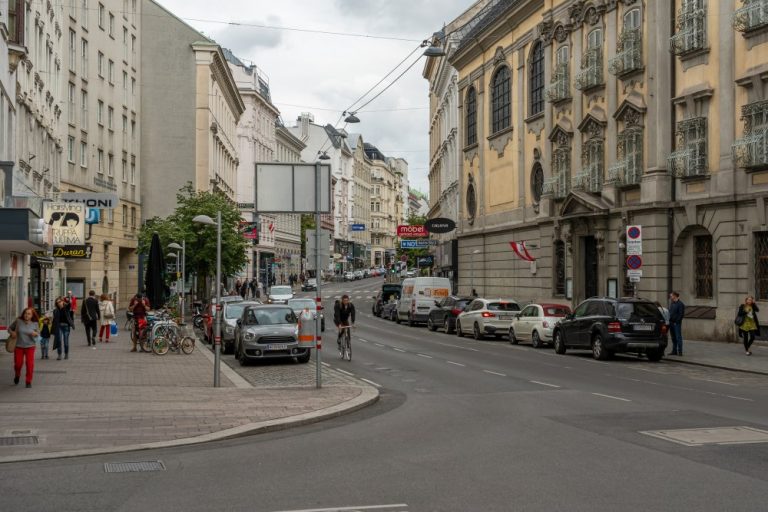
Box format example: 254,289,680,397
397,225,428,238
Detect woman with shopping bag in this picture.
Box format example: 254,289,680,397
98,294,115,343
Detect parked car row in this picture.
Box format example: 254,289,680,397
343,268,386,281
379,288,669,362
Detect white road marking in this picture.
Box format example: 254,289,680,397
272,504,409,512
359,339,369,343
693,378,738,387
393,348,406,352
417,353,433,359
360,378,382,388
446,360,466,367
592,392,631,402
335,368,355,376
436,342,480,352
374,343,385,347
530,380,561,388
321,362,331,367
726,395,754,402
483,370,507,377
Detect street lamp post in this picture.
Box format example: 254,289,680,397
193,212,222,388
168,241,185,325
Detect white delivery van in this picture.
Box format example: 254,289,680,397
396,277,452,326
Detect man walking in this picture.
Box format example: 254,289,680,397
668,292,685,356
80,290,101,348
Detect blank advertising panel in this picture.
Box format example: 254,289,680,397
256,163,331,213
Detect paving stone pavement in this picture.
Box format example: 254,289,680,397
0,322,377,462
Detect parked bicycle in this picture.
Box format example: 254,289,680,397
151,318,195,355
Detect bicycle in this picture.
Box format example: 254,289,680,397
150,318,195,355
337,324,352,361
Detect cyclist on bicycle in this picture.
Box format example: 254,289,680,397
333,295,356,348
128,292,150,352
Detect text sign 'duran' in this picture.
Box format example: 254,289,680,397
255,163,331,213
424,218,456,234
397,225,428,238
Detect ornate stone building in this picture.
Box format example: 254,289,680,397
440,0,768,341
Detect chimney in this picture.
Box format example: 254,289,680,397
297,112,314,141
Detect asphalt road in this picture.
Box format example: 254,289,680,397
2,277,768,512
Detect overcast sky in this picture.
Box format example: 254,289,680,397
155,0,472,197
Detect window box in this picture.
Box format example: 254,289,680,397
574,48,603,91
608,28,642,77
670,6,707,56
545,63,570,103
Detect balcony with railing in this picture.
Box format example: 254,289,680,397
572,162,603,193
543,171,569,200
609,29,642,77
733,0,768,33
607,161,641,187
575,48,603,91
669,141,708,178
545,63,570,103
733,128,768,170
670,7,707,55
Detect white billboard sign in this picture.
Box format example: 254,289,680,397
255,163,331,213
43,202,86,246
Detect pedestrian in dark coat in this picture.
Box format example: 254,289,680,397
80,290,101,347
52,297,74,359
736,295,761,356
668,291,685,356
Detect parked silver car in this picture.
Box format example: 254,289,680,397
456,298,520,340
234,305,308,364
220,301,261,354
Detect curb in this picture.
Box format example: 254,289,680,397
666,357,768,377
0,385,379,464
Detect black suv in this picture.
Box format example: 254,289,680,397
552,298,667,361
372,283,402,317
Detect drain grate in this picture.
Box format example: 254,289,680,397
104,461,166,473
0,436,39,446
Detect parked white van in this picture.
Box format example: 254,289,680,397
396,277,452,326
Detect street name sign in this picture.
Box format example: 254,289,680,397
401,239,438,249
350,224,366,231
626,225,642,256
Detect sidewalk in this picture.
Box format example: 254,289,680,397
667,338,768,375
0,324,377,463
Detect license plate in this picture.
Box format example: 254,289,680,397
633,324,654,331
267,344,288,350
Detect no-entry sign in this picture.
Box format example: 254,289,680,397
626,254,643,270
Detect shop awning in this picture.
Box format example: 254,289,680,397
0,208,47,253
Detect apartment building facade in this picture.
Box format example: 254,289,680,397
57,0,141,307
366,144,401,267
274,123,305,278
347,133,372,269
442,0,768,341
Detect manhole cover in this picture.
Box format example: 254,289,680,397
104,461,166,473
641,426,768,446
0,436,39,446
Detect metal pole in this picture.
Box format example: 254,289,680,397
180,240,185,325
315,161,323,389
214,211,222,388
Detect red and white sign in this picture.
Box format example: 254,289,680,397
397,225,427,238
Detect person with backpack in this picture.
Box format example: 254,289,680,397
80,290,101,348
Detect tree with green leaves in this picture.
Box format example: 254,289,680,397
138,183,249,299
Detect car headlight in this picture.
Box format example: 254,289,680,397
244,332,255,341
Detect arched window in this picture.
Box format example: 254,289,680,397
491,66,511,134
624,8,640,30
466,87,477,146
529,42,545,116
531,162,544,203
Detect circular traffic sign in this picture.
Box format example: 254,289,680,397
626,254,643,270
627,226,641,239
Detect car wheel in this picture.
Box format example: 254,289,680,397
444,317,453,334
456,320,464,337
592,333,610,361
531,330,542,349
509,327,518,345
296,351,311,364
554,331,566,355
237,343,248,366
473,323,484,340
428,317,437,332
646,348,663,362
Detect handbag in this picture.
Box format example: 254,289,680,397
110,321,118,336
734,309,745,327
4,335,15,353
104,303,115,320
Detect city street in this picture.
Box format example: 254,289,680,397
1,277,767,511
